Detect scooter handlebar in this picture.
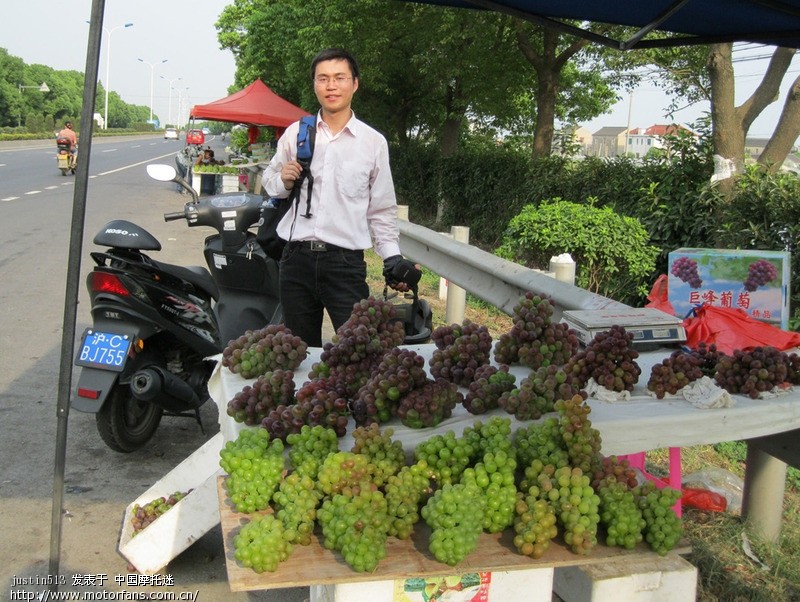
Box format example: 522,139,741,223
164,212,186,222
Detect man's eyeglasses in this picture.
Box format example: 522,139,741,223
314,75,352,86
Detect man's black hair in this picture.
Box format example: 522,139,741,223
311,48,360,82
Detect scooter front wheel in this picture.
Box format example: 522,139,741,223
96,383,163,453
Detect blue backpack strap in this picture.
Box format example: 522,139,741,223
294,114,317,218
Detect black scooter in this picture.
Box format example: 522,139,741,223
72,164,281,452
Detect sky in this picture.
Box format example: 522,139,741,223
4,0,237,127
3,1,799,138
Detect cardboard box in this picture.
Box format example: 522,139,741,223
667,248,790,328
118,433,224,574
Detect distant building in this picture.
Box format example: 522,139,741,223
591,126,628,157
625,124,696,158
553,125,593,156
745,137,770,158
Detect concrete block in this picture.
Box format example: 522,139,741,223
554,554,697,602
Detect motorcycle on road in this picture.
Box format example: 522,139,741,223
56,138,76,175
72,164,282,452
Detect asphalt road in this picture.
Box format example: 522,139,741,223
0,134,308,602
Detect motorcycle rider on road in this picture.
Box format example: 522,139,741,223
57,121,78,168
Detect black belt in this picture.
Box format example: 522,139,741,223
288,240,354,252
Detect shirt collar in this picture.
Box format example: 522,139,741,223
316,110,360,137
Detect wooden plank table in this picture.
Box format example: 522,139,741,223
216,477,690,592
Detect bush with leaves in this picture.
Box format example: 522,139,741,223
494,198,659,305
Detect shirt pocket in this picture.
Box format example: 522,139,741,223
336,165,370,199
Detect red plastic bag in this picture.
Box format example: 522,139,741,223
681,487,727,512
682,303,800,355
645,274,676,315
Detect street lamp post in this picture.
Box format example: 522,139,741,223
17,82,50,127
138,58,168,125
101,22,133,130
177,87,190,129
160,75,182,128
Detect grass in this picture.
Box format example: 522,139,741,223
647,445,800,601
367,251,800,600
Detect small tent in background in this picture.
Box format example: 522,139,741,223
190,79,309,130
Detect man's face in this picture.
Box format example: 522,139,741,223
313,58,358,115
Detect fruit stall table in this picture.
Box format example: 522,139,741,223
203,343,800,599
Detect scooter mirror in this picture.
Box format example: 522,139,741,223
147,164,178,182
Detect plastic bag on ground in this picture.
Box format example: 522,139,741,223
682,466,744,514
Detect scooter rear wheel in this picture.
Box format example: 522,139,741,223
96,383,163,453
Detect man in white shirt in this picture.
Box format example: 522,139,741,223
262,48,419,347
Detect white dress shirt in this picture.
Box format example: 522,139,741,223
262,111,401,260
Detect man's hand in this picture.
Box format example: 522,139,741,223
383,255,421,292
280,160,303,191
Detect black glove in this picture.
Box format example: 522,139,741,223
383,255,421,289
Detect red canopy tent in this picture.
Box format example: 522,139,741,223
189,79,309,128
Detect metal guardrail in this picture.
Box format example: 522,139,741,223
398,220,629,322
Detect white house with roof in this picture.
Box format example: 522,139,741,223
625,124,696,158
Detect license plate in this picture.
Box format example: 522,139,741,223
75,329,132,371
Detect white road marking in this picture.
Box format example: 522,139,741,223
97,151,176,176
0,164,6,167
102,148,118,153
2,197,19,202
45,186,59,190
25,190,42,195
132,145,142,148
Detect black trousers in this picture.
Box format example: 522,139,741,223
279,243,369,348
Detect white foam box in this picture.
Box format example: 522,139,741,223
553,554,697,602
118,433,224,574
310,567,554,602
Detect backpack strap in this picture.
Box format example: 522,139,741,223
294,115,317,218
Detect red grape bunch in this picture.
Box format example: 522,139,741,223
713,346,800,398
130,491,191,535
351,347,428,425
566,325,641,393
394,377,462,428
646,349,705,399
494,293,579,368
429,319,494,386
498,364,585,420
743,259,778,291
670,256,702,288
463,364,517,415
221,324,308,378
226,369,296,425
319,297,405,368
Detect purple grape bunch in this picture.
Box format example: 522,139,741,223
743,259,778,292
670,257,702,289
